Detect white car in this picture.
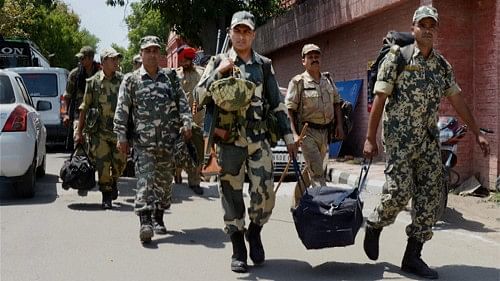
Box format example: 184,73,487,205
0,69,47,197
272,139,305,178
7,67,69,146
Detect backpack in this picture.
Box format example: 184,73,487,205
59,144,96,191
367,31,415,108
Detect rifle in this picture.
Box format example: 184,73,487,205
201,31,230,176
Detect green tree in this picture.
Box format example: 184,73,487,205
0,0,99,70
106,0,284,53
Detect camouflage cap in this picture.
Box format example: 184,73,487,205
132,54,142,64
413,5,439,23
140,36,161,49
100,47,122,61
301,44,321,57
76,46,95,58
230,11,255,30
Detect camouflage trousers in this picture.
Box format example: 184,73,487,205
218,139,275,234
89,135,126,192
134,146,174,215
301,127,329,187
367,137,444,242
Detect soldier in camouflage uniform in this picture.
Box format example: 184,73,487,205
174,46,205,195
363,6,490,279
114,36,193,243
286,44,345,187
64,46,100,148
76,47,126,209
195,11,297,273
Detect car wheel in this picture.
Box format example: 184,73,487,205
36,154,46,178
14,155,36,198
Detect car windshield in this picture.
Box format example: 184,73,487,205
0,76,15,104
20,73,58,97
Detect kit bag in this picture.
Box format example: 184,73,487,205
59,144,96,191
292,159,371,249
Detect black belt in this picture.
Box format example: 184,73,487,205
304,122,330,130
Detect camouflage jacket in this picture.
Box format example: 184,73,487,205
195,48,293,147
79,70,123,140
64,64,99,118
374,44,461,149
113,66,192,147
286,71,341,125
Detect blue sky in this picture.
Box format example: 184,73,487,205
63,0,138,57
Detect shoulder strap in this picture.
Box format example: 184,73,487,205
397,44,415,75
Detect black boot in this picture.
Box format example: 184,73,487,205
189,184,204,195
101,191,113,209
111,181,118,200
401,237,439,279
230,231,248,273
153,209,167,235
139,211,154,243
363,225,382,260
246,222,265,265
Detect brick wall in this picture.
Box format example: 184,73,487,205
258,0,499,188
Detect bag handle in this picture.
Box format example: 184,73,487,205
330,158,372,208
70,143,92,162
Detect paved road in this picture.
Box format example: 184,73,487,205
1,152,499,281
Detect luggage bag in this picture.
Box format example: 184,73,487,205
292,158,371,249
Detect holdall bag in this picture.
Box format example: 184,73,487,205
59,144,96,191
292,158,371,249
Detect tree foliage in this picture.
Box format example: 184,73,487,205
106,0,284,51
0,0,99,70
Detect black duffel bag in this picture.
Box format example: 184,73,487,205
292,159,371,250
60,144,96,191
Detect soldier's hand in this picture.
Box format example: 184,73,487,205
476,135,490,157
335,125,346,140
363,138,378,158
182,128,192,141
117,141,129,155
216,58,234,75
287,143,298,160
293,133,302,146
74,131,83,144
63,115,70,127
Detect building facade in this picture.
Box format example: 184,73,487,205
254,0,499,189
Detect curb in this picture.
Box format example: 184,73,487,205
327,167,385,194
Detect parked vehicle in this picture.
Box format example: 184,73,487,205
7,67,69,146
0,69,48,197
436,116,493,220
0,37,50,69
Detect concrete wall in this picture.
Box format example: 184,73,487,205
256,0,499,188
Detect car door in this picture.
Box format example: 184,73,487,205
14,76,46,163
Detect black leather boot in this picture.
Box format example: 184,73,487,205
153,209,167,234
101,191,113,209
401,237,439,279
363,225,382,260
230,231,248,273
246,222,265,265
139,211,154,243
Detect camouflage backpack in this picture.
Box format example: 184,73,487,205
209,66,256,112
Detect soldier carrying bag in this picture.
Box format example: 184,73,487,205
59,143,96,191
292,158,371,249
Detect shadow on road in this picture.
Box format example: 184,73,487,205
141,227,227,249
0,173,58,205
434,207,495,233
241,260,385,281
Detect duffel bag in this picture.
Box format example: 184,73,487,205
292,185,363,249
60,144,96,191
291,158,371,250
